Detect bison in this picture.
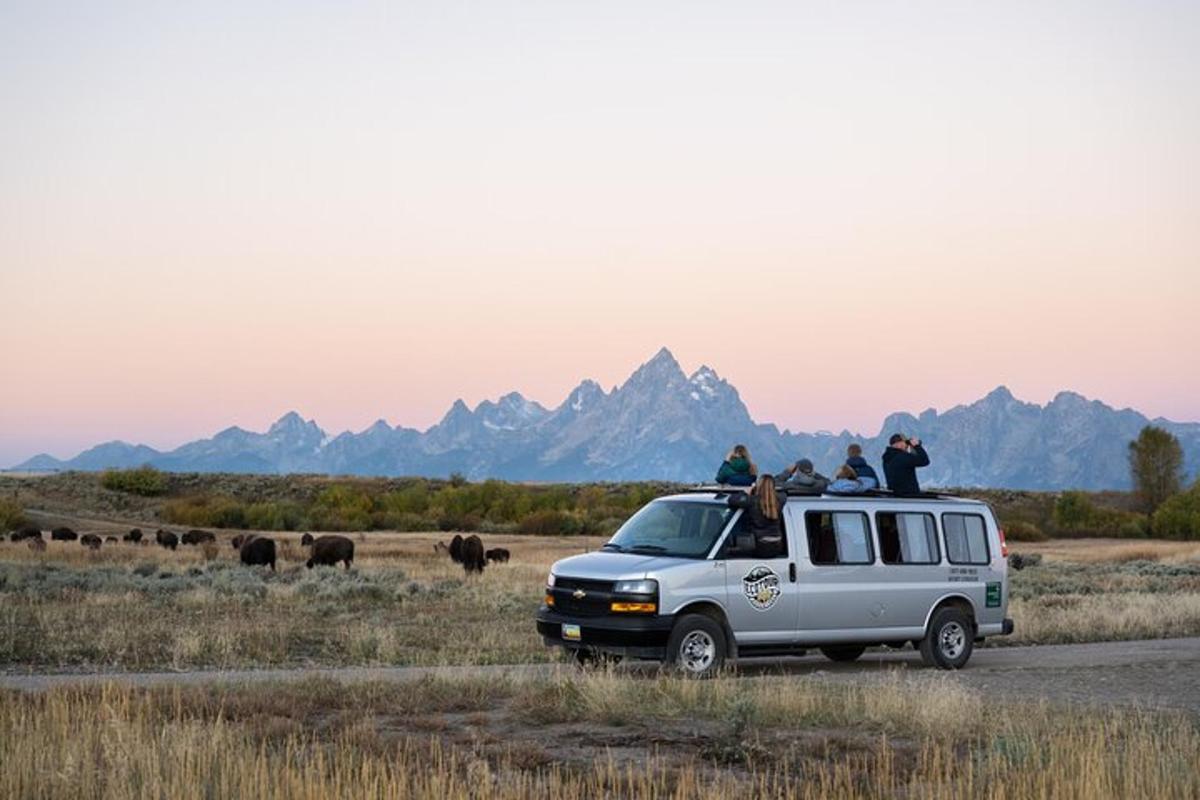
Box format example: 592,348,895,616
300,533,314,547
306,535,354,569
460,534,485,575
27,537,46,553
51,527,78,541
235,534,276,571
80,534,102,550
156,529,178,551
10,525,42,542
485,547,510,564
181,529,216,546
124,528,143,543
448,534,465,564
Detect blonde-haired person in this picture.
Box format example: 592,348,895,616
827,464,869,494
726,473,786,557
715,444,757,486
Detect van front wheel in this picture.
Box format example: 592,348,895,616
666,614,726,678
920,607,974,669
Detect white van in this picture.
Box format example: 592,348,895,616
536,488,1013,676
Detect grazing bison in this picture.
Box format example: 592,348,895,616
156,529,178,551
485,547,510,564
80,534,102,550
10,525,42,542
124,528,143,543
300,533,314,547
27,537,46,552
306,535,354,569
51,527,78,541
181,529,216,546
448,534,465,564
460,534,486,575
235,534,276,571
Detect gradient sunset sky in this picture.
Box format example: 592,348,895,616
2,1,1198,465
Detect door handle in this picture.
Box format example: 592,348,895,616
789,563,797,583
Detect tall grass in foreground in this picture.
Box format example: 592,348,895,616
2,674,1198,799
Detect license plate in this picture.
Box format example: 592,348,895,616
562,623,581,641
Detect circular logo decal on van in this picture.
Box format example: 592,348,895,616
742,565,781,611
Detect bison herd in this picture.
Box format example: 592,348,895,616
434,534,510,575
9,523,515,576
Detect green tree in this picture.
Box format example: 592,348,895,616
1128,426,1185,512
1151,480,1200,540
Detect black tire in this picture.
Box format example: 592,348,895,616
665,614,726,678
919,606,974,669
820,645,867,663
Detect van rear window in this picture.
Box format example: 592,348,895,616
877,512,939,564
805,511,873,565
942,513,990,565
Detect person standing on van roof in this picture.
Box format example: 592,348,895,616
845,443,880,489
715,444,757,486
775,458,829,493
726,474,786,557
882,434,930,495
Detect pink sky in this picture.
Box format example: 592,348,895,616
2,1,1198,464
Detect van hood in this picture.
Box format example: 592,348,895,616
551,551,690,580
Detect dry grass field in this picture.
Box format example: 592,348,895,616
1,526,1199,671
3,669,1198,799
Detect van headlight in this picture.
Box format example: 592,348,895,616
546,572,556,588
613,579,657,595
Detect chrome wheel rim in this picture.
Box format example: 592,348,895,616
939,621,966,660
679,630,716,673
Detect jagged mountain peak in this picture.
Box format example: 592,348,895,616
268,411,321,436
622,347,687,390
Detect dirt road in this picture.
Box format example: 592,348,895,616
4,637,1198,712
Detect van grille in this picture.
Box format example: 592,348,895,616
551,577,615,617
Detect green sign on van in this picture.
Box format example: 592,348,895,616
986,582,1002,608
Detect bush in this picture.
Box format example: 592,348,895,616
100,466,168,496
1002,520,1047,542
1152,482,1200,540
1051,492,1148,538
0,498,27,533
518,510,580,536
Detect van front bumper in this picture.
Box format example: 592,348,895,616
536,606,675,659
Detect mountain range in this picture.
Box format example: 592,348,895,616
13,347,1200,490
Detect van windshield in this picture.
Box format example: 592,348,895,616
603,500,734,559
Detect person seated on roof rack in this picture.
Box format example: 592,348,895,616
775,458,829,493
844,443,879,490
715,444,757,487
882,433,930,495
827,464,869,493
725,474,786,557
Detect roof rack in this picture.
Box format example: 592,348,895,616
677,484,961,501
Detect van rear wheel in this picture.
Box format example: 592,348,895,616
666,614,726,678
820,645,866,663
919,607,974,669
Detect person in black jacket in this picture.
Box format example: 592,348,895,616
726,474,786,557
881,434,930,495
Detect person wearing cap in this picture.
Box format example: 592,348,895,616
776,458,829,493
882,433,930,495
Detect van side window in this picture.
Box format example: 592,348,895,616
722,511,788,559
942,513,990,564
805,511,873,565
876,512,939,565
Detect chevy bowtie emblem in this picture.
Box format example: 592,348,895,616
573,589,587,599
